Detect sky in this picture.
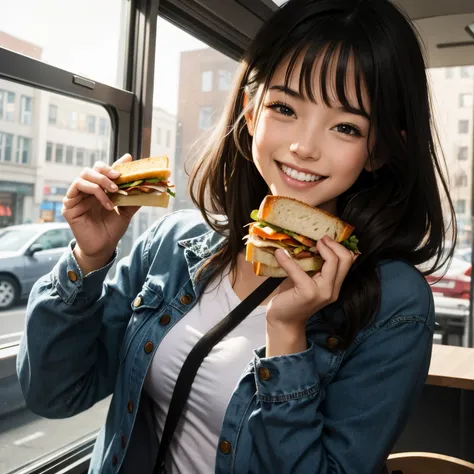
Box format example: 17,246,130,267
0,0,206,115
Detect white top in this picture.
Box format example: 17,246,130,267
143,272,267,474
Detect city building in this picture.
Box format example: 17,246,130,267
0,32,177,238
175,47,237,210
429,66,474,244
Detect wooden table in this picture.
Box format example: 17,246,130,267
427,344,474,390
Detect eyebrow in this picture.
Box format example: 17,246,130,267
269,84,370,119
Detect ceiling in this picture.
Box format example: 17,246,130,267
268,0,474,68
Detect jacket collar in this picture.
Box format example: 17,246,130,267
178,229,228,294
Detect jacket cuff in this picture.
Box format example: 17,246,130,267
253,343,321,402
52,240,117,304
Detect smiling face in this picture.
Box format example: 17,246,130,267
245,51,373,215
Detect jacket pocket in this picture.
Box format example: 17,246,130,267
119,281,163,362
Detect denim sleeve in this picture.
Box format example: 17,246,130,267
17,224,158,419
247,318,433,473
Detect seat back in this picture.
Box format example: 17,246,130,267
387,452,474,474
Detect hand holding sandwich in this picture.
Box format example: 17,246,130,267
62,154,141,275
265,236,355,357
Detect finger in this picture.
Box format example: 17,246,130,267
322,237,355,289
93,160,122,180
80,167,119,195
73,177,114,210
111,153,132,169
62,194,85,210
314,237,339,285
274,249,314,287
62,195,96,220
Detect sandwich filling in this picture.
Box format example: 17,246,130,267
113,177,175,198
245,209,359,259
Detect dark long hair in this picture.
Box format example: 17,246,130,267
188,0,456,347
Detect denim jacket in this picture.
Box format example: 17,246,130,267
17,210,434,474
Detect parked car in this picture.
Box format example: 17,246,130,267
0,223,74,310
425,256,471,300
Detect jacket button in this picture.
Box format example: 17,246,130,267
159,314,171,325
67,270,78,282
219,440,231,454
112,454,118,465
258,367,270,381
326,336,339,349
127,400,133,413
180,294,193,305
144,341,154,353
133,296,142,308
121,435,127,449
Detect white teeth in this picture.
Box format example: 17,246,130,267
280,164,322,182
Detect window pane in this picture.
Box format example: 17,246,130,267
87,115,96,133
66,146,74,164
152,17,237,213
427,64,474,347
0,0,128,88
201,71,213,92
76,148,84,167
0,77,113,472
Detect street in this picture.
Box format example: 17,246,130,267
0,304,27,348
0,398,110,474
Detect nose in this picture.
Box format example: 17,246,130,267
289,129,321,161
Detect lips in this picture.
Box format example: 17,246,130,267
276,161,327,183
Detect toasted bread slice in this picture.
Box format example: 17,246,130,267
247,243,323,276
112,156,171,185
110,191,170,208
258,196,354,243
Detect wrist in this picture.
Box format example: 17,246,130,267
73,245,114,276
265,319,307,357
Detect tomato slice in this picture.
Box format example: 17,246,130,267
250,224,300,245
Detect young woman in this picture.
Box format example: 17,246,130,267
18,0,455,473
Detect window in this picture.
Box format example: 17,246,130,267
459,93,473,108
20,95,32,125
76,148,85,167
55,144,64,163
455,173,468,187
445,68,454,78
46,141,53,162
218,70,233,91
99,117,108,135
16,136,31,164
89,151,97,167
0,64,115,474
79,113,87,131
0,132,13,161
66,146,74,164
201,71,213,92
460,66,473,78
48,104,58,124
0,90,16,121
87,115,96,133
459,120,469,134
199,106,214,130
153,17,237,212
69,111,78,130
455,200,466,214
35,229,72,250
458,146,469,160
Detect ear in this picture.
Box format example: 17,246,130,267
243,92,255,136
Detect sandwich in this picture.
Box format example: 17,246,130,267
108,156,174,208
245,196,359,277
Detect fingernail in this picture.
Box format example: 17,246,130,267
110,183,118,191
283,249,292,258
110,169,120,176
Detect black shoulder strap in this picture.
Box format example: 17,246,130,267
154,277,283,474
